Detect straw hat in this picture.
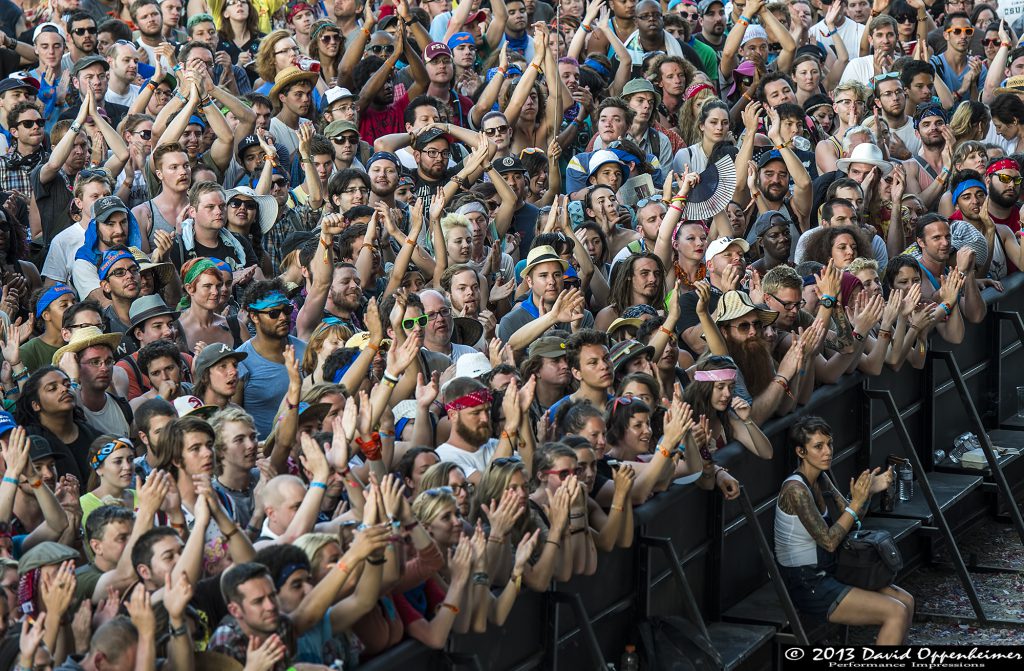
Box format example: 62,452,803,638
711,290,779,326
269,65,319,101
51,326,123,365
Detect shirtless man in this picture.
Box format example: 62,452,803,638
177,258,246,350
132,143,191,250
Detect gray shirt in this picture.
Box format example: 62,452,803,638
497,298,595,345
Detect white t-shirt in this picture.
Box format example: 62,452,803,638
268,117,300,158
435,438,500,479
106,84,141,108
812,18,866,59
840,55,874,84
71,257,101,298
42,223,86,284
890,117,921,156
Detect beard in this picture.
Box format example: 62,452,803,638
726,335,776,397
989,186,1019,209
454,417,492,446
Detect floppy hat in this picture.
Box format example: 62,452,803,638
608,339,655,372
269,65,319,101
622,78,661,108
193,342,247,382
711,290,779,326
727,60,757,97
608,317,643,335
704,236,750,262
452,317,484,346
51,326,123,365
521,245,569,277
128,294,180,331
836,143,893,176
129,246,176,288
224,186,278,235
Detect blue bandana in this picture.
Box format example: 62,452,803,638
248,291,290,311
952,179,987,204
35,283,76,318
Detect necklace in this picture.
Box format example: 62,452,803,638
674,262,706,286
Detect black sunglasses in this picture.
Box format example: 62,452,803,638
133,129,152,139
229,198,258,210
369,44,395,56
16,118,43,129
254,305,294,319
72,26,98,35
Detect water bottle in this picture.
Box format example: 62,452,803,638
792,135,812,152
950,432,972,464
898,462,913,502
620,644,639,671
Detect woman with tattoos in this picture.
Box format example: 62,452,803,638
775,416,914,644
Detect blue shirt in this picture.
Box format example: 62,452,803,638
236,336,307,439
930,53,987,96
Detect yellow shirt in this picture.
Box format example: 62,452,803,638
209,0,286,33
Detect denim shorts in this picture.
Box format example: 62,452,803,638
778,565,853,619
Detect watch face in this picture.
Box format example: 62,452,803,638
821,297,835,308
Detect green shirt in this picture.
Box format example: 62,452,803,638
689,38,720,83
18,336,60,371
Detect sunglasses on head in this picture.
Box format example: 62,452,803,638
944,26,974,36
402,314,429,330
493,456,523,466
994,173,1023,185
611,395,634,414
255,304,294,319
636,195,664,209
229,198,258,210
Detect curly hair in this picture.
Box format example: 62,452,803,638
678,88,718,145
607,252,666,313
803,225,874,268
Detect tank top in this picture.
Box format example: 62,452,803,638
990,232,1008,280
147,199,175,241
774,474,821,567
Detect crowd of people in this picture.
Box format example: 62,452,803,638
0,0,1013,666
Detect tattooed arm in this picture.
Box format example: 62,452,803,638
777,480,860,553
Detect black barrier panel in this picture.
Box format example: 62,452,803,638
358,282,1024,671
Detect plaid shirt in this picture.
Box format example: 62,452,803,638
0,148,45,197
262,202,322,273
208,615,296,671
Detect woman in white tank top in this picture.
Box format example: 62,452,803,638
774,416,914,644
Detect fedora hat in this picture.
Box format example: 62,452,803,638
521,245,569,277
711,290,779,326
269,65,319,102
995,75,1024,96
452,316,483,346
128,295,180,331
51,326,123,365
224,186,279,235
836,143,893,176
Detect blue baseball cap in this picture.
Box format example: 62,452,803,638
98,249,138,280
187,115,206,129
366,151,400,171
447,32,474,50
0,412,15,438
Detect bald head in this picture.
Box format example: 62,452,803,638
263,475,307,534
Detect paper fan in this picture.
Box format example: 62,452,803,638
685,154,736,221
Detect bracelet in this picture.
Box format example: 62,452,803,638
610,504,624,511
659,446,671,458
1,476,17,485
670,195,688,203
487,535,505,544
362,26,371,37
69,122,82,134
582,23,592,33
497,66,507,76
383,370,400,383
939,302,952,316
658,326,674,337
878,329,892,339
334,560,350,574
366,556,387,566
669,204,684,213
223,526,239,540
29,478,42,489
739,14,752,23
545,539,561,548
437,602,460,614
851,330,865,342
310,481,327,490
844,505,862,530
1003,41,1014,48
379,431,393,441
512,574,523,591
472,571,490,585
530,62,542,72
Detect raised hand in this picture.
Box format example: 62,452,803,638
163,570,194,622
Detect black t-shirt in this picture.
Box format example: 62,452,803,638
60,101,129,131
170,231,258,270
512,202,540,258
191,572,229,632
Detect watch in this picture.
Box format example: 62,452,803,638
168,622,189,637
820,296,836,309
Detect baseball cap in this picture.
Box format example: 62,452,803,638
193,342,248,383
756,149,785,169
0,412,15,438
752,210,793,238
697,0,724,13
741,24,768,47
0,73,39,94
424,42,453,62
93,196,129,224
173,395,219,419
324,120,358,138
32,22,65,43
413,126,450,150
71,54,109,77
492,155,527,174
528,336,568,359
705,236,750,262
324,86,357,106
236,135,261,160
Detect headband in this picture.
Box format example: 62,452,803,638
274,562,308,589
309,21,338,43
444,388,493,413
582,58,610,78
90,438,132,470
248,291,290,311
913,105,946,129
685,83,714,100
987,158,1020,175
456,202,488,217
209,258,232,273
35,283,76,318
98,250,137,280
952,179,987,204
694,369,738,382
182,258,219,285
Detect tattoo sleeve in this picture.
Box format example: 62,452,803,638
778,481,849,552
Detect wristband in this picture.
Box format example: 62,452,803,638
437,602,459,614
844,505,862,530
2,477,17,485
310,481,327,490
581,23,592,33
939,301,952,315
739,14,752,23
826,28,838,36
366,556,387,565
669,204,684,213
851,330,865,342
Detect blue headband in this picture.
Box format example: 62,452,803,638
952,179,987,204
583,58,610,78
274,562,308,588
98,250,138,280
35,283,76,318
248,291,290,311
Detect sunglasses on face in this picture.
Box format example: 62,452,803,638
72,26,98,35
895,15,915,23
321,33,342,43
769,294,805,311
16,118,43,129
542,466,584,480
132,129,152,139
994,173,1023,185
945,27,974,36
332,134,359,145
729,320,763,332
229,198,257,210
272,178,288,188
255,305,294,319
369,44,395,55
484,124,510,136
983,37,1001,46
402,314,429,330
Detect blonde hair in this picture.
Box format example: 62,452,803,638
419,462,465,492
210,406,257,475
440,213,471,241
831,81,869,103
845,257,879,275
468,460,532,543
412,488,458,527
256,29,295,83
294,532,342,572
678,90,717,145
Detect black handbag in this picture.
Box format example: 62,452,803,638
834,529,903,591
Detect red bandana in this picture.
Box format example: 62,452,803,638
445,389,493,413
987,158,1020,175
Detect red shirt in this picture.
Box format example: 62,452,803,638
360,91,410,144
